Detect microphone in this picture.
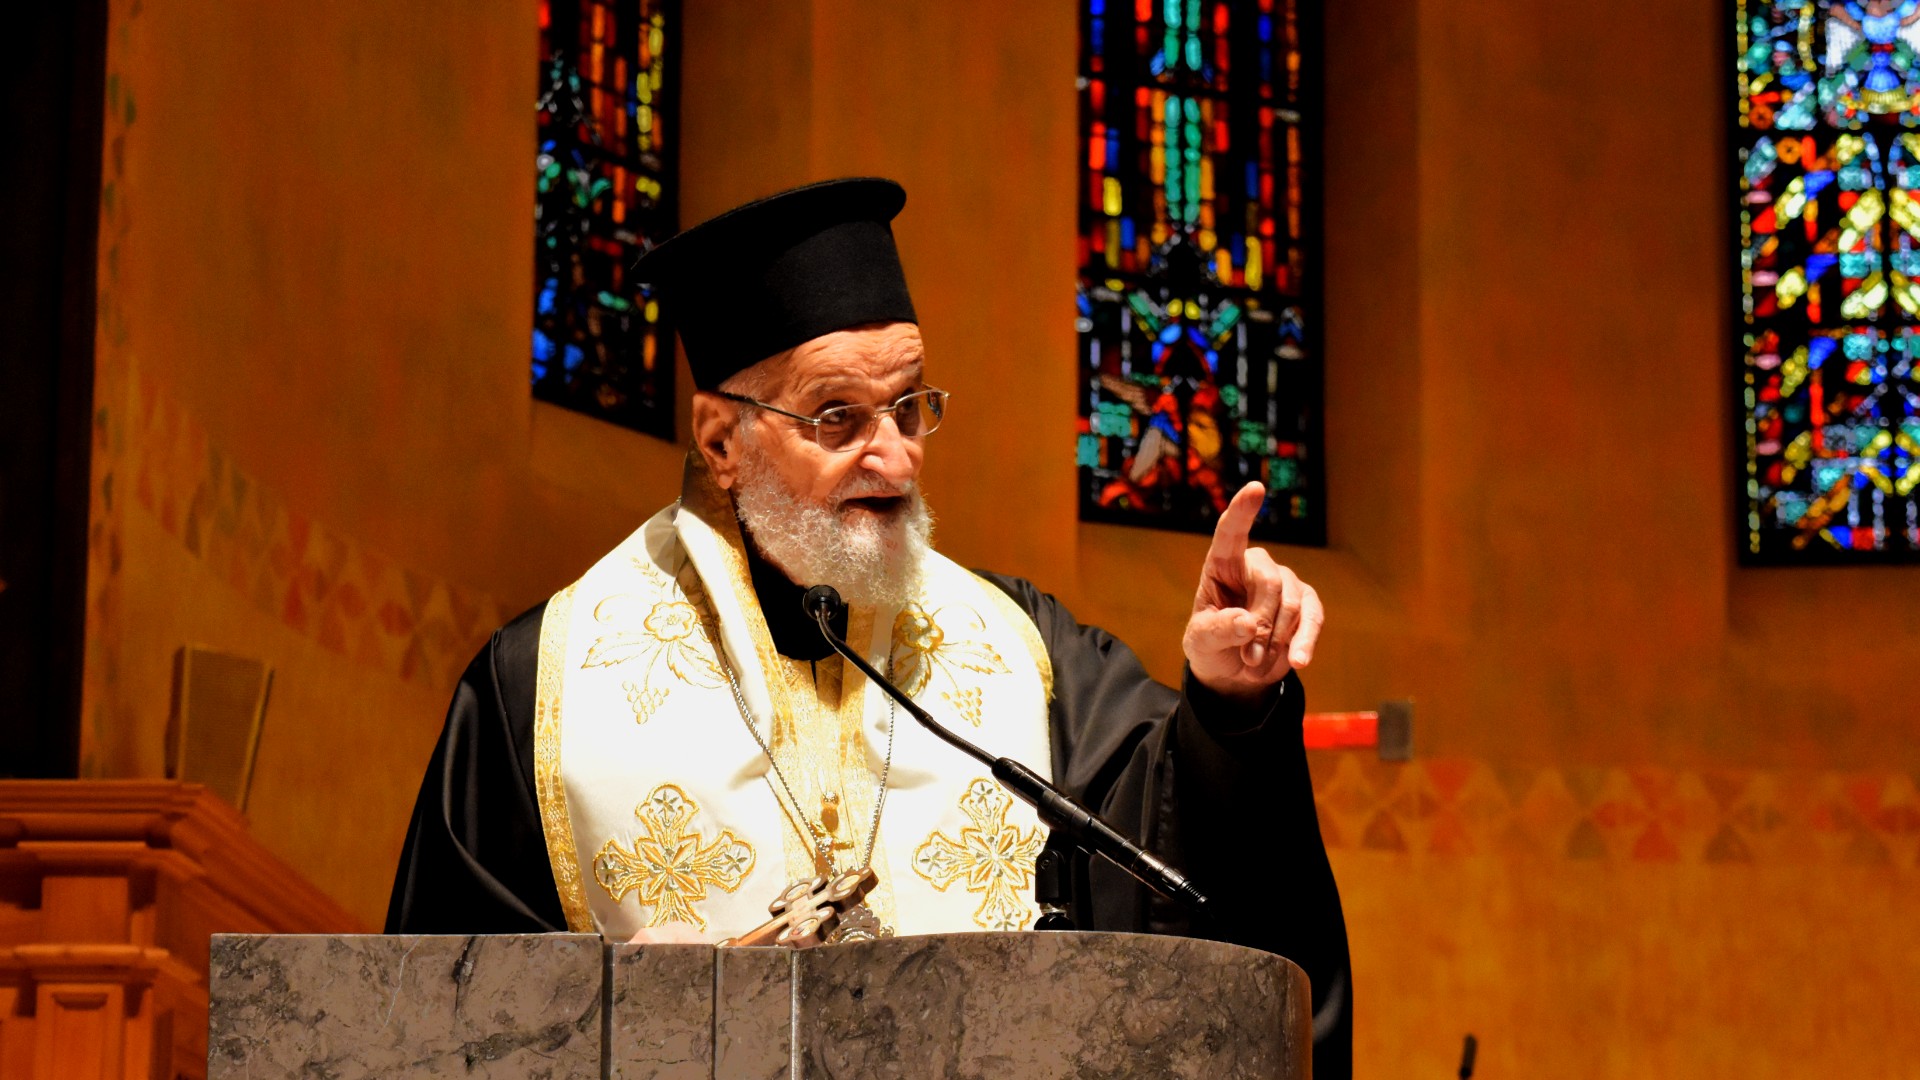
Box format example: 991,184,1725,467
802,584,844,623
802,585,1211,916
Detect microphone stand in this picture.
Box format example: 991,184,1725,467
803,586,1210,917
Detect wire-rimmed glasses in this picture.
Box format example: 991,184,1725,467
719,388,950,452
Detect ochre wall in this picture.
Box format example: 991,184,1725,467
84,0,1918,1074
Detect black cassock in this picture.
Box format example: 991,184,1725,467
387,564,1353,1078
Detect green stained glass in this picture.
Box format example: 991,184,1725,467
1077,0,1323,542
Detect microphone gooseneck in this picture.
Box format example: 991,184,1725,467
801,588,1211,917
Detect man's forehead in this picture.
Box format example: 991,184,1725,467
782,325,925,397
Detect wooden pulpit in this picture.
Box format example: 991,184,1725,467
205,931,1312,1078
0,781,361,1080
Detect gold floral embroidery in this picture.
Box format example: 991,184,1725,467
594,784,756,930
912,778,1045,931
890,603,1009,726
582,594,723,722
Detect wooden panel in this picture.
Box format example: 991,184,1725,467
35,982,123,1080
0,985,31,1080
0,780,362,1079
41,875,130,943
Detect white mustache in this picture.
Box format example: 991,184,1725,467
833,477,917,504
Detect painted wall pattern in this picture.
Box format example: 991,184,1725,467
84,0,140,775
83,0,505,771
111,367,508,691
1310,753,1920,869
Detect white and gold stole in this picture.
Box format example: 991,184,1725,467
533,457,1056,941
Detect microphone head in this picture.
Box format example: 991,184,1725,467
802,585,845,622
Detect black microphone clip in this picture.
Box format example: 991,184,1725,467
801,584,845,623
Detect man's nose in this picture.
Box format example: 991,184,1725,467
857,413,919,483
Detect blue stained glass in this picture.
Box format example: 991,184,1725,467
532,329,555,381
532,0,678,439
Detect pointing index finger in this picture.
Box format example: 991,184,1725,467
1207,482,1267,570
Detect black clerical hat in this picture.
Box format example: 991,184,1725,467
634,177,918,390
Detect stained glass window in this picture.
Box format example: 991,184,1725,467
1736,2,1920,562
1076,0,1323,542
533,0,678,439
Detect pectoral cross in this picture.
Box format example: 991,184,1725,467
720,867,879,949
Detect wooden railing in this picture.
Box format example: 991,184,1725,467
0,781,361,1080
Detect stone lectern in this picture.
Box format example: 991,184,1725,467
207,931,1310,1079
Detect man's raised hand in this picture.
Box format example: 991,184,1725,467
1182,481,1324,704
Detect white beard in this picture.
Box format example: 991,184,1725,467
731,445,934,610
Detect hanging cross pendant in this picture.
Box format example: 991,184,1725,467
720,867,879,949
813,791,857,875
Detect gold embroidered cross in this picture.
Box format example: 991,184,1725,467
912,778,1045,931
594,784,756,930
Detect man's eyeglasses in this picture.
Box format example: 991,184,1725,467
719,388,950,452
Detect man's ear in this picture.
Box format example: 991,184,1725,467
691,391,743,489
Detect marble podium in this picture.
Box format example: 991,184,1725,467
207,931,1311,1079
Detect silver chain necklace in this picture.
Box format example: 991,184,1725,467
719,646,896,874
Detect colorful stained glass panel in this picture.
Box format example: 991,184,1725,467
1737,1,1920,561
1076,0,1323,542
533,0,678,438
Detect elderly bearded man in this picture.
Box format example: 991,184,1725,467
387,179,1352,1075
